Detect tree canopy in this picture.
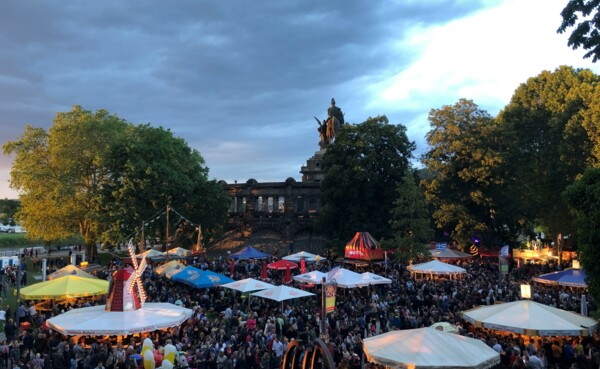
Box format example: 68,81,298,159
3,106,229,256
558,0,600,62
564,167,600,303
317,115,415,245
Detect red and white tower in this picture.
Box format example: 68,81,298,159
105,241,147,312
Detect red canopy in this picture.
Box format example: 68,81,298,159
267,260,298,270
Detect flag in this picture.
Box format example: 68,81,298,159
261,262,268,280
325,280,337,314
284,266,291,284
230,259,235,277
300,258,306,274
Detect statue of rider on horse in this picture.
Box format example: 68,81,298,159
314,98,345,150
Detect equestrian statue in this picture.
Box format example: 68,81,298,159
314,98,345,149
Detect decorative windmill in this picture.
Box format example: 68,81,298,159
105,240,148,312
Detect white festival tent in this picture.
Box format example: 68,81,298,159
136,249,164,259
430,322,459,334
462,300,598,336
46,303,193,336
250,285,315,302
360,272,392,285
328,268,366,288
282,251,324,262
407,260,466,276
221,278,275,293
293,271,328,285
363,328,500,369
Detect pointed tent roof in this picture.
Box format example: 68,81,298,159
328,268,366,288
429,248,473,259
407,260,466,275
48,265,96,280
360,272,392,285
533,268,587,288
283,251,324,262
228,246,270,260
250,285,315,302
462,300,598,336
344,232,384,261
293,271,328,284
363,328,500,369
165,247,191,258
136,249,164,259
221,278,275,293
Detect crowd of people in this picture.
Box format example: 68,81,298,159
0,248,597,369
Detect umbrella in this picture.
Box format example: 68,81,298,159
267,260,298,270
363,328,500,369
20,275,109,300
221,278,275,293
46,302,193,336
293,271,327,284
250,285,315,302
462,300,598,336
171,267,234,289
430,322,459,334
282,251,323,262
533,268,588,288
47,265,96,280
360,272,392,285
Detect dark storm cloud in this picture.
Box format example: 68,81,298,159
0,0,494,195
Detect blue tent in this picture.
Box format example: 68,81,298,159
228,246,269,260
171,266,234,288
533,268,587,288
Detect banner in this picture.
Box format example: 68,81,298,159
436,242,447,250
325,280,337,314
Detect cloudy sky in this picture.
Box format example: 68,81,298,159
1,0,598,199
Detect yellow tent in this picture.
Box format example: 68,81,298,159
48,265,96,280
155,260,185,278
20,275,109,300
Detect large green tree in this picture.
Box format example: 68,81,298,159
3,106,228,257
317,115,415,245
564,167,600,303
497,66,600,242
385,170,433,263
558,0,600,62
422,99,515,249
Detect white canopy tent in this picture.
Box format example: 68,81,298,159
407,260,466,278
328,268,366,288
360,272,392,286
221,278,275,293
430,322,459,334
250,285,315,302
136,249,164,260
282,251,324,262
46,302,193,336
293,271,328,285
363,328,500,369
462,300,598,336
